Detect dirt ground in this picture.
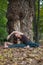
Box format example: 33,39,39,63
0,46,43,65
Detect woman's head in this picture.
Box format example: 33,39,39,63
7,31,24,43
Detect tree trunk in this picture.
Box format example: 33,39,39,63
6,0,35,43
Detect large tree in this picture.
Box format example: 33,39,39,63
6,0,35,43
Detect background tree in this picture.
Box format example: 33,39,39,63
6,0,35,43
0,0,43,45
33,0,43,44
0,0,8,44
36,0,43,42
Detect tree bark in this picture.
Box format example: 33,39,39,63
6,0,35,43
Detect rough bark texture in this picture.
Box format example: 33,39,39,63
0,46,43,65
6,0,35,42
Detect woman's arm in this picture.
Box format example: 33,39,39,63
7,31,15,40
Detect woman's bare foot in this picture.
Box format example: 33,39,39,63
4,42,13,48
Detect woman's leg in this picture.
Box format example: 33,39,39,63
8,43,26,48
26,41,39,47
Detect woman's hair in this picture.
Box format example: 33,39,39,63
13,35,18,43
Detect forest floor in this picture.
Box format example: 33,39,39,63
0,46,43,65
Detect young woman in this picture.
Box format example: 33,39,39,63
4,31,39,48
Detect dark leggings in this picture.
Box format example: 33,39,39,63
8,41,39,48
8,43,26,48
